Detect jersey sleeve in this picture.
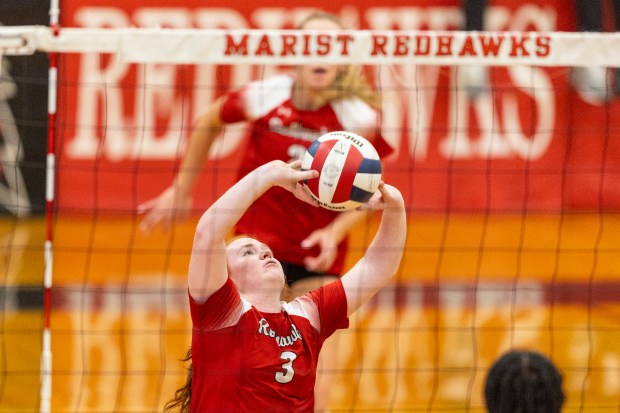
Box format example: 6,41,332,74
220,88,248,124
220,75,294,124
370,130,394,158
329,98,394,157
189,277,244,331
306,279,350,341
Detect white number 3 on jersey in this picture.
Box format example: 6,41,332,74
275,351,297,384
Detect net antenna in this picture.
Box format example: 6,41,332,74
0,22,56,413
41,1,60,412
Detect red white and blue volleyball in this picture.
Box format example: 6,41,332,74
301,131,382,211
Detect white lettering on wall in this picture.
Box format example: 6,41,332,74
366,5,557,161
66,5,557,162
68,8,131,160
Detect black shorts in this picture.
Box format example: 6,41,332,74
280,261,338,286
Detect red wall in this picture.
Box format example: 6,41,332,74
55,0,620,214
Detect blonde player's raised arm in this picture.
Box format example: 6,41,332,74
138,97,225,234
340,182,406,315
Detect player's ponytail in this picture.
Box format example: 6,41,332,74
333,65,381,108
163,347,192,413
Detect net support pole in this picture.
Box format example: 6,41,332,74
40,0,60,412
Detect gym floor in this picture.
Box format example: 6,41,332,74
2,214,620,412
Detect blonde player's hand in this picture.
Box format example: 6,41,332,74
137,186,193,234
301,226,338,272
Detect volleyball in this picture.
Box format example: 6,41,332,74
301,131,382,211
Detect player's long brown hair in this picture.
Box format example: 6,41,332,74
297,11,381,108
163,347,192,413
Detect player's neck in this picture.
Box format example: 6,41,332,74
292,81,325,111
243,292,282,313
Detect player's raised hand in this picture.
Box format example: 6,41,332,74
138,187,193,234
301,226,338,272
357,182,404,211
265,160,319,207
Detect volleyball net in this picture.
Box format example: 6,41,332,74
1,22,620,412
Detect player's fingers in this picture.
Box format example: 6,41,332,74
297,169,318,181
309,242,336,270
376,183,404,209
310,255,332,273
293,183,320,207
357,189,385,211
314,256,333,272
139,214,157,235
303,256,321,272
301,232,319,249
137,199,155,214
376,181,386,194
139,209,168,234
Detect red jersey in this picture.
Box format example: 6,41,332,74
220,75,393,274
189,277,349,412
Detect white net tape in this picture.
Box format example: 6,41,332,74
1,25,620,66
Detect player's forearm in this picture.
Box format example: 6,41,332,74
189,166,268,299
342,196,406,315
174,101,224,196
189,151,271,301
194,164,274,242
364,201,406,279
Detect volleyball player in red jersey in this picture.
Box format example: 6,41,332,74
139,12,392,410
163,160,406,412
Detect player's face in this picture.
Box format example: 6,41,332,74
297,18,343,91
226,237,285,292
